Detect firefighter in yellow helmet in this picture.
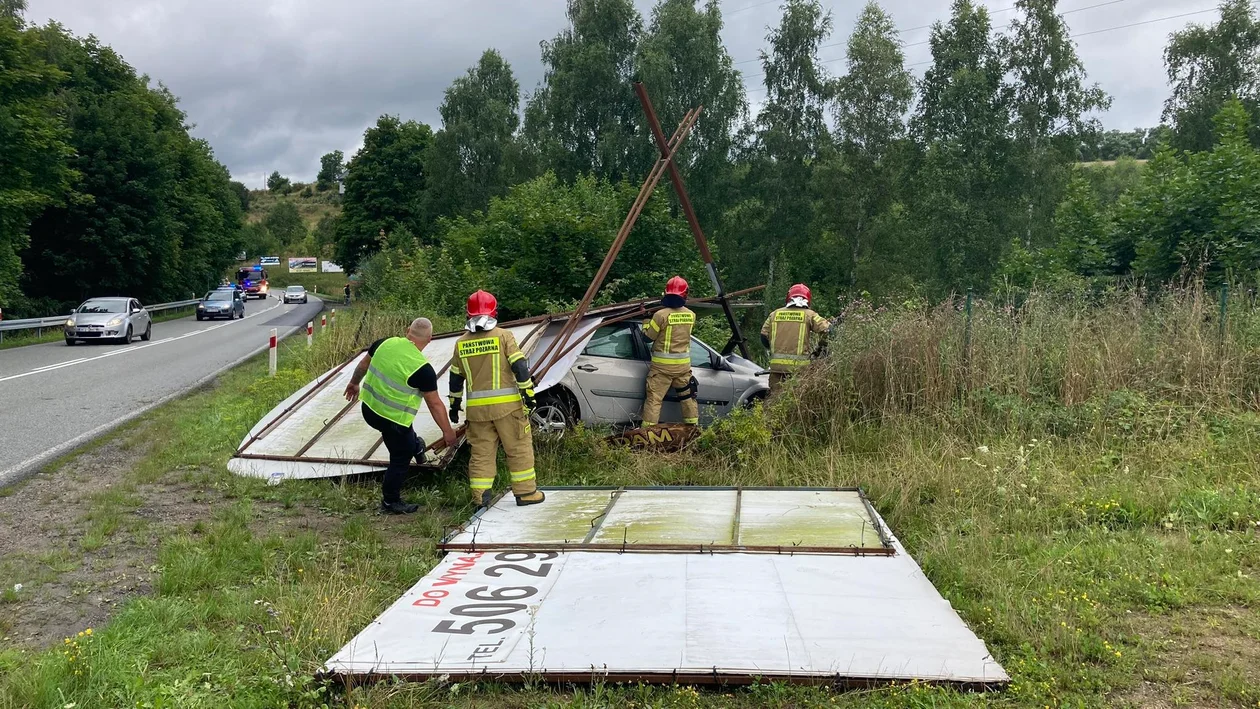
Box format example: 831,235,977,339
448,290,545,508
641,276,699,427
761,283,831,395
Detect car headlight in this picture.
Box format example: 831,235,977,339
65,319,75,327
107,316,123,327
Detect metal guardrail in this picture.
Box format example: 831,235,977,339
0,299,201,342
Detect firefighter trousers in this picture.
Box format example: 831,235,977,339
466,407,537,502
642,364,698,425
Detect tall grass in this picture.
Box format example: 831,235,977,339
778,285,1260,438
295,308,466,374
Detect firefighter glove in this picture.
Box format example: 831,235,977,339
449,396,462,424
521,388,537,411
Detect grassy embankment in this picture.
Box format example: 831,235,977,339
1,289,1258,708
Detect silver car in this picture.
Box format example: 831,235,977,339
531,323,770,434
65,297,152,346
283,285,308,304
197,288,245,320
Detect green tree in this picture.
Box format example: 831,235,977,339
335,115,434,271
316,150,344,192
634,0,747,233
427,50,521,219
440,172,699,318
1051,174,1110,277
228,180,250,212
814,2,912,288
0,17,75,307
1,0,26,20
725,0,833,288
909,0,1014,292
22,25,243,306
1003,0,1110,248
1118,100,1260,284
1164,0,1260,152
312,214,338,258
263,201,305,246
267,171,290,194
522,0,646,183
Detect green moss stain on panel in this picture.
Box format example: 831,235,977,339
736,491,882,549
591,490,736,545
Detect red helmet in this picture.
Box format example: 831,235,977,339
466,290,498,318
665,276,688,298
787,283,811,304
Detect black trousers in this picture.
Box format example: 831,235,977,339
361,403,421,503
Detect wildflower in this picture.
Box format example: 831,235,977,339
976,445,990,454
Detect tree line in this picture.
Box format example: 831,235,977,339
329,0,1260,320
1,3,247,316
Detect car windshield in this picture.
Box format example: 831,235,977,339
286,286,304,293
238,270,264,282
77,299,126,314
205,291,233,302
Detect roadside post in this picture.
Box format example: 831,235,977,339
330,309,336,328
269,328,278,377
321,313,327,330
307,321,313,348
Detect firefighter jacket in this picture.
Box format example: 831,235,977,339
644,306,695,371
449,327,533,422
761,306,830,374
361,337,429,427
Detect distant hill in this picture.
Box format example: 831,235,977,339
246,184,341,230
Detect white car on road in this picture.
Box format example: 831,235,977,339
282,285,308,304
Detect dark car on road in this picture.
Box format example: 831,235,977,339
197,288,245,320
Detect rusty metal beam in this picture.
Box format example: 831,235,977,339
634,82,751,359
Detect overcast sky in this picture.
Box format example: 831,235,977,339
27,0,1214,187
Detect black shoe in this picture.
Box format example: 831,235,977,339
479,489,493,509
413,439,427,466
381,500,419,515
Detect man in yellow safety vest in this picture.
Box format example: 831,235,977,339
761,283,831,395
641,276,699,427
448,290,545,508
343,317,458,514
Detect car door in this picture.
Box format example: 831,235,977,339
656,337,735,425
568,325,650,424
131,299,148,332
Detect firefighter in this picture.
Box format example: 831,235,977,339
448,290,545,508
761,283,831,395
641,276,699,427
343,318,458,514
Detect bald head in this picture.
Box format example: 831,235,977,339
406,317,433,348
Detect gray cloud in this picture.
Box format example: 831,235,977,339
27,0,1210,185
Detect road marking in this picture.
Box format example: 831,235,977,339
0,297,293,385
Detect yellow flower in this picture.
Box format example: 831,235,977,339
84,628,92,635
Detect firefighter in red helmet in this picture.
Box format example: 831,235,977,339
760,283,830,395
641,276,699,427
448,290,545,507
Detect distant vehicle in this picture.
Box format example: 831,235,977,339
197,289,245,320
64,298,151,346
235,266,270,300
530,323,769,434
282,285,308,304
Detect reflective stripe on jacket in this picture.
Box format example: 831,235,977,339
761,307,830,373
451,327,526,421
361,337,427,427
645,307,695,367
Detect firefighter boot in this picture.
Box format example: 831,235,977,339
516,490,545,506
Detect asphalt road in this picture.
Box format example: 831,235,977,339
0,295,324,487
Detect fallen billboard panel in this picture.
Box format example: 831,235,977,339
324,487,1008,688
440,487,892,555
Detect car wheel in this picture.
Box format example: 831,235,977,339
742,392,767,410
141,322,152,341
65,338,75,346
530,393,575,439
196,313,204,321
121,325,132,344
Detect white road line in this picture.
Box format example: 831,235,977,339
0,297,291,385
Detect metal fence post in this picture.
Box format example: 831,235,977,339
963,289,974,370
1219,284,1229,346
